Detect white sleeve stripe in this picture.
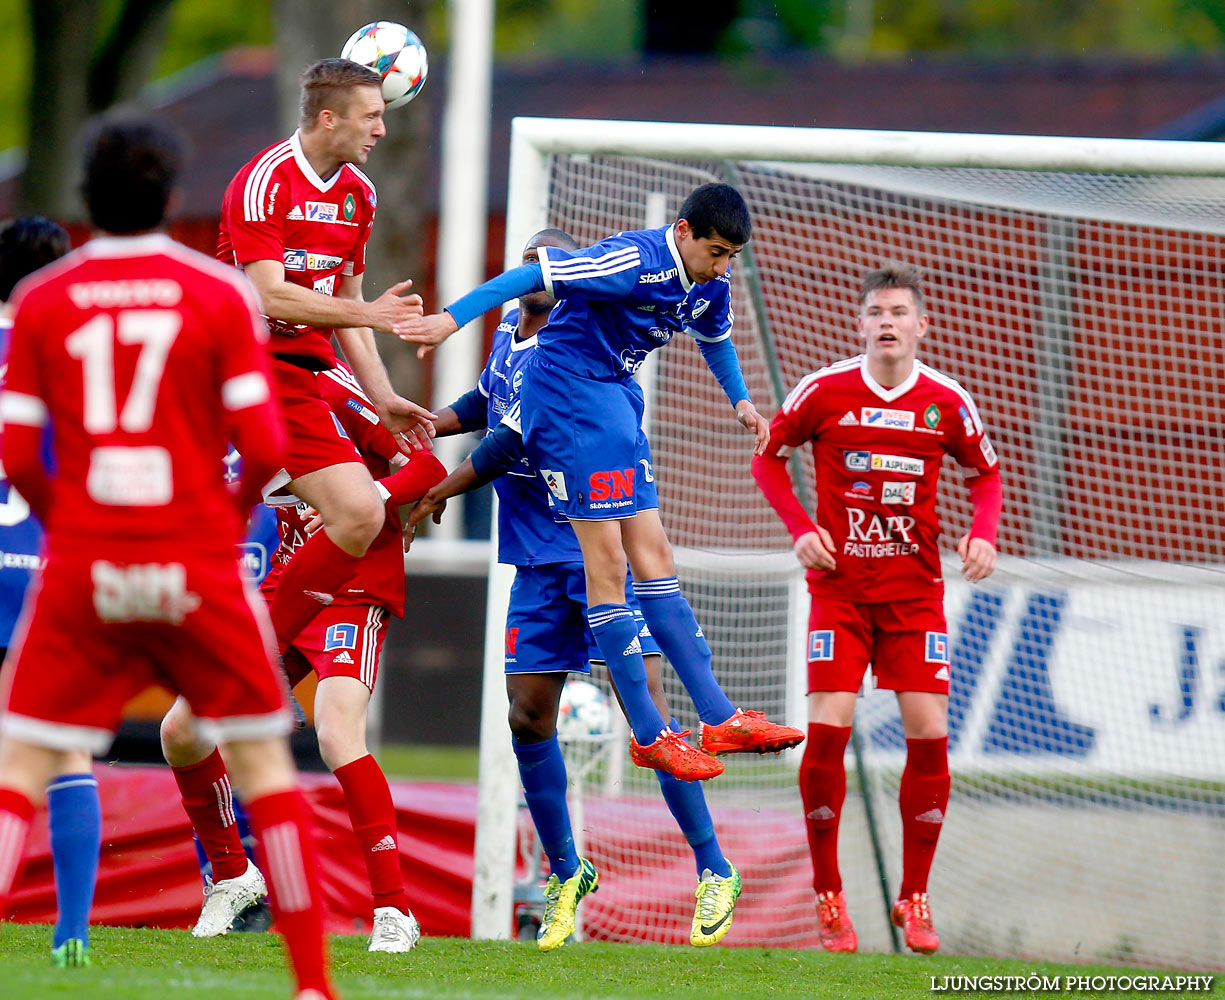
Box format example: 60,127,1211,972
242,144,292,222
546,251,640,278
684,326,731,343
547,258,642,284
781,372,822,413
478,384,490,397
546,246,639,272
501,408,522,433
539,248,556,298
0,391,48,427
221,372,270,411
243,144,291,222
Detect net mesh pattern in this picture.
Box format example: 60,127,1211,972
498,150,1225,966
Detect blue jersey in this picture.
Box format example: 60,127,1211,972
0,318,46,647
479,309,583,567
536,224,733,381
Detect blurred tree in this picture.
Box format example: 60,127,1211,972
17,0,271,215
22,0,177,214
273,0,440,401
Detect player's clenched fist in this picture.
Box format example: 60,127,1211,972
366,279,424,335
794,527,837,572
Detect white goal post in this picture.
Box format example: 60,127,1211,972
472,118,1225,969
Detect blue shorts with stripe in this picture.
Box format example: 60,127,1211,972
504,562,661,674
520,356,659,522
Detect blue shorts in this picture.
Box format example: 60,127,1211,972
520,356,659,522
504,562,662,674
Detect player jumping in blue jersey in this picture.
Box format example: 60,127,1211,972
401,184,803,776
406,222,773,947
0,216,100,968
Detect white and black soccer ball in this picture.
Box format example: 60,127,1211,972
557,679,612,741
341,21,428,110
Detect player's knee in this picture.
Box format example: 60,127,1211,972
328,494,384,552
507,698,557,743
160,705,205,764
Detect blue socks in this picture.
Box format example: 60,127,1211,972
633,578,736,725
655,718,730,877
46,773,100,948
513,735,579,881
586,603,669,744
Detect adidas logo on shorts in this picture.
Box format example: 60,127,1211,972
934,666,950,681
623,636,642,656
333,650,354,664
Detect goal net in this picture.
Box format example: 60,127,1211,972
473,119,1225,970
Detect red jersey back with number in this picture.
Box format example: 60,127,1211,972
260,364,407,616
771,355,1000,602
218,130,377,366
3,234,275,559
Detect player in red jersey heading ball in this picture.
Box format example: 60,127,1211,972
752,264,1002,955
218,57,436,664
0,117,340,999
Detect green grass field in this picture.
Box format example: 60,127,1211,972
0,924,1218,1000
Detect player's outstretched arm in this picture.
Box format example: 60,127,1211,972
751,432,833,570
735,399,770,455
397,264,545,358
243,259,423,335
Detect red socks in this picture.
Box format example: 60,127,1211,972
899,736,950,897
269,530,361,653
798,723,852,893
0,787,34,901
333,754,409,915
245,789,333,998
171,749,248,882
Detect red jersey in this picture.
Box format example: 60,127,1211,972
1,234,276,559
766,355,1000,602
218,130,377,366
260,364,406,616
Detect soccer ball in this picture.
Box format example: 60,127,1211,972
341,21,428,110
557,679,613,741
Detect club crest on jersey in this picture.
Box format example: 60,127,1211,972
325,624,358,651
305,201,338,223
283,249,306,271
541,469,568,501
925,631,950,664
924,404,941,429
808,630,833,662
343,193,356,220
882,481,916,505
861,407,915,431
512,370,523,393
690,298,710,319
844,450,870,472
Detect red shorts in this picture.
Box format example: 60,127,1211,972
283,604,388,691
271,357,364,481
806,595,950,695
0,551,291,754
